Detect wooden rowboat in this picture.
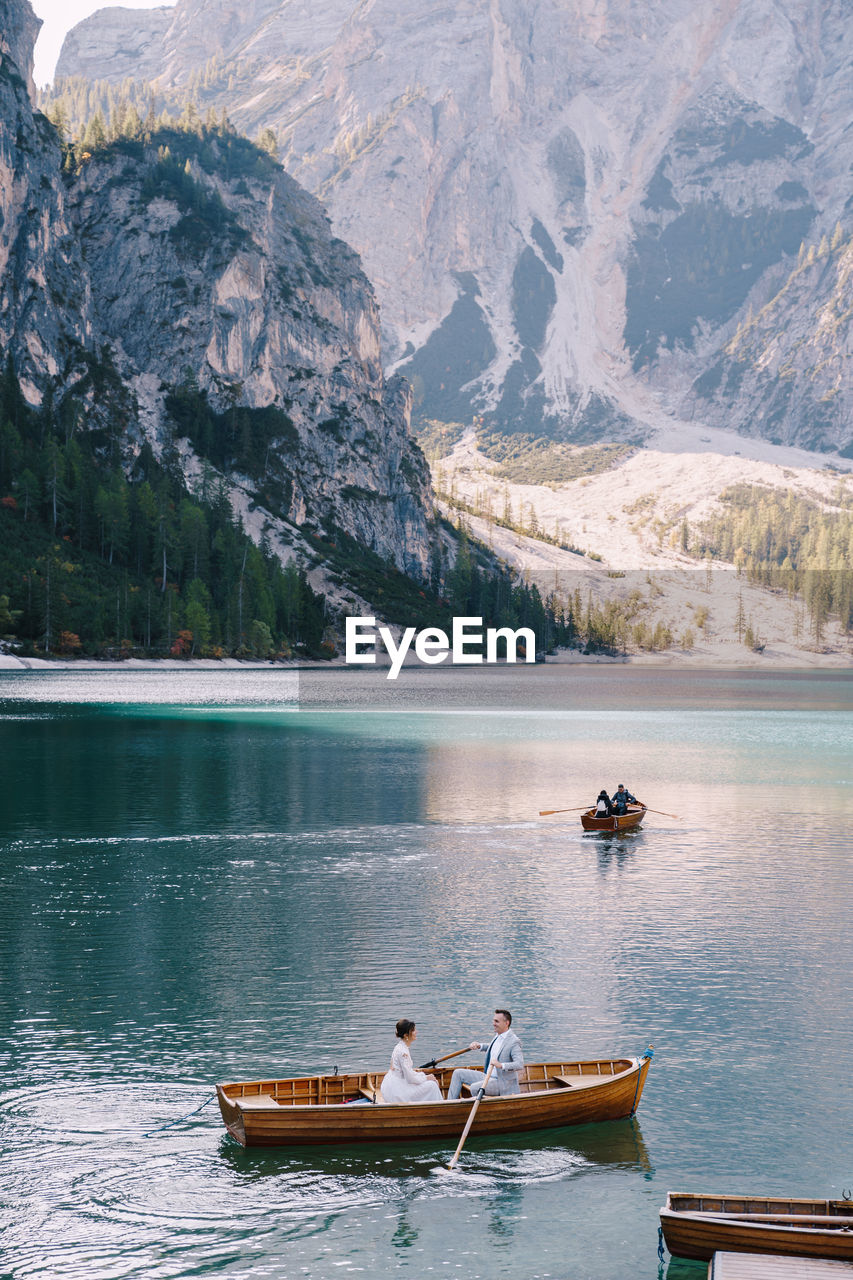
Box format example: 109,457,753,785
660,1193,853,1263
581,803,646,833
216,1051,652,1148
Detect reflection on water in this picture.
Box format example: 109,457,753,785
216,1117,653,1187
1,667,851,1278
665,1261,706,1280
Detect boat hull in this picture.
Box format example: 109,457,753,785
660,1194,853,1263
216,1054,651,1148
581,804,646,832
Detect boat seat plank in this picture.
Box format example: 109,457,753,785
238,1093,278,1108
357,1086,385,1103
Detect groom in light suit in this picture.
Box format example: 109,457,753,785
447,1009,524,1099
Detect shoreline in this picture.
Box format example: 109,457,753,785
1,646,851,673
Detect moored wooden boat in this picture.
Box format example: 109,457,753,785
660,1193,853,1263
216,1051,652,1148
581,803,646,832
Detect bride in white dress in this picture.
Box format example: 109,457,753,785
381,1019,443,1103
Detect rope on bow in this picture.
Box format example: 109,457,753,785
630,1045,654,1116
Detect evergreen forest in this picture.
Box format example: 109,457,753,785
0,357,328,658
686,483,853,641
0,352,617,661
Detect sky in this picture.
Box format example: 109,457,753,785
30,0,176,87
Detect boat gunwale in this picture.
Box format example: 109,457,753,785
219,1055,641,1113
665,1193,853,1217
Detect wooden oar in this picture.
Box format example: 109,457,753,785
418,1046,470,1070
538,805,590,816
446,1061,497,1171
540,803,681,819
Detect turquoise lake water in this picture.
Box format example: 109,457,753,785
1,665,852,1279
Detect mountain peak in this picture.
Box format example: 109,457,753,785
48,0,853,455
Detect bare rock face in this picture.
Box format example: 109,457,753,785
56,5,174,86
56,0,853,453
0,0,95,404
685,234,853,455
0,0,39,97
1,0,433,578
68,135,432,571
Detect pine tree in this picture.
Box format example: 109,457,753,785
680,517,690,552
247,618,273,657
82,110,107,152
256,126,278,159
0,593,21,637
15,467,38,520
185,578,212,653
42,440,66,531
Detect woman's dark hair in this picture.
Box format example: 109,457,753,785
395,1018,416,1039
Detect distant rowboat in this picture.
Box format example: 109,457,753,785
660,1192,853,1263
216,1051,653,1148
581,803,646,833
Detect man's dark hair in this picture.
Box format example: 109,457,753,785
495,1008,512,1025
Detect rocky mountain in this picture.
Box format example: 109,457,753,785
1,1,95,405
2,0,433,582
685,229,853,454
54,0,853,454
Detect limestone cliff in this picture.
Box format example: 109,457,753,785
1,0,95,404
685,232,853,453
68,134,431,570
2,0,433,579
0,0,38,97
55,0,853,454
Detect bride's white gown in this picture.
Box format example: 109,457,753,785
381,1041,443,1103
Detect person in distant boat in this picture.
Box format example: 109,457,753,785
381,1019,443,1104
594,790,612,816
447,1009,524,1100
611,784,638,815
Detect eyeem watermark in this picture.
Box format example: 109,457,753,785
345,616,536,680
